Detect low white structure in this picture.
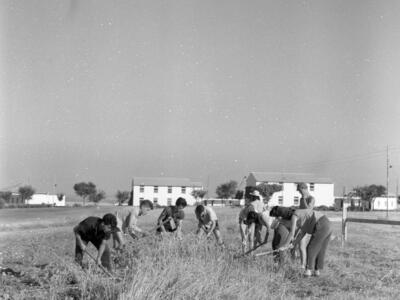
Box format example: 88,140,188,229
246,172,335,207
25,193,66,206
371,196,398,211
132,177,203,206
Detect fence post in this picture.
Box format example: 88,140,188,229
341,203,347,247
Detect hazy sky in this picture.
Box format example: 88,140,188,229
1,0,400,198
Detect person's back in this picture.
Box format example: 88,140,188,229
75,216,106,242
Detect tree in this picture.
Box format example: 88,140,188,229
18,185,35,204
89,190,106,205
191,189,207,202
116,190,130,206
0,191,12,204
255,183,283,203
73,182,96,206
216,180,238,199
353,184,386,210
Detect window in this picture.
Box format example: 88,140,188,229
278,196,283,205
139,197,144,201
168,186,172,194
167,198,172,206
181,186,186,194
294,196,299,206
310,183,315,191
139,185,144,193
153,198,158,205
154,186,158,193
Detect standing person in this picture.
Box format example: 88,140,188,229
278,208,333,277
297,182,315,269
113,199,154,249
74,213,117,272
157,197,187,239
195,204,223,245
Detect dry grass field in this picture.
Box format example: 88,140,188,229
1,206,400,299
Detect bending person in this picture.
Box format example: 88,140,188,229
278,208,332,277
113,199,154,249
297,182,315,269
157,197,187,239
195,204,223,245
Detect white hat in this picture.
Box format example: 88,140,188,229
249,190,262,199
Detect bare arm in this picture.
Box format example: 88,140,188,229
206,221,216,237
248,223,255,250
73,226,86,251
175,219,183,239
280,215,298,249
96,239,107,265
306,197,315,209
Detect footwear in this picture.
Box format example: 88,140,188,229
303,269,312,277
314,270,320,277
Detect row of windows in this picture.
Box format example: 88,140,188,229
278,196,300,206
139,197,173,206
139,185,186,194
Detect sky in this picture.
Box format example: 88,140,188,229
1,0,400,199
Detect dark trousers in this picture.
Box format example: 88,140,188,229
75,237,112,271
272,224,290,263
307,216,332,270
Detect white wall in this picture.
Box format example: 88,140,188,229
372,197,398,210
25,194,66,206
257,182,334,208
133,185,201,206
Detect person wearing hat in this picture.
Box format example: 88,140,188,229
157,197,187,239
297,183,315,269
248,189,265,213
73,213,117,271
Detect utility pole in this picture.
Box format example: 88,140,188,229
386,145,389,218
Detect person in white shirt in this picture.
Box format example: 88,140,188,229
113,199,153,249
195,204,223,245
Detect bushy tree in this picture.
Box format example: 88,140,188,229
216,180,238,199
89,190,106,205
73,182,96,206
191,189,207,201
353,184,386,210
255,183,283,203
18,185,35,203
353,184,386,202
116,190,130,206
0,191,12,204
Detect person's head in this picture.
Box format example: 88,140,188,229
102,213,117,233
249,190,262,202
175,197,187,210
139,199,154,215
296,182,308,194
269,206,295,219
195,204,206,221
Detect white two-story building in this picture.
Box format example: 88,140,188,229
246,172,335,208
132,177,204,207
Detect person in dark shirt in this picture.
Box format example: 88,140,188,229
157,197,187,239
269,206,296,263
73,213,117,271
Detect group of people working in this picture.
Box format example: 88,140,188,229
73,182,332,278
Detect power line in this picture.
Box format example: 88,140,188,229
287,146,400,169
